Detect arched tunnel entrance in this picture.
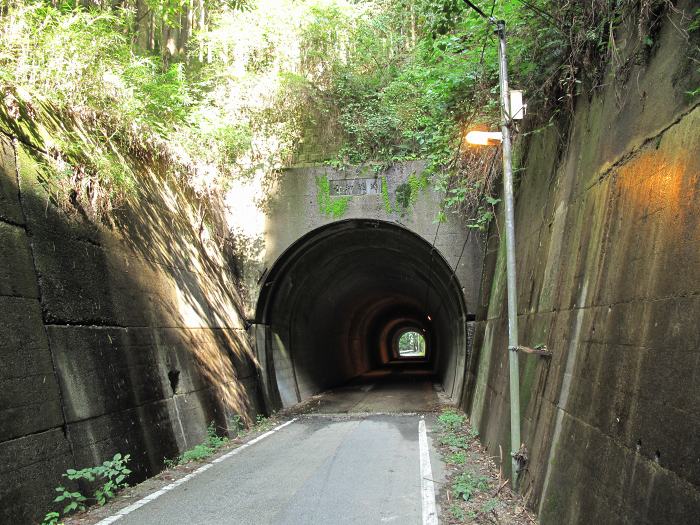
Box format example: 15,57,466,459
254,219,468,410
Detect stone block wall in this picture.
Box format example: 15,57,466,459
464,4,700,524
0,111,262,523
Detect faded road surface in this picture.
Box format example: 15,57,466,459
100,379,444,525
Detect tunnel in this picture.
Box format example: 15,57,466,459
254,219,469,409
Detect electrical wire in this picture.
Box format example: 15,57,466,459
461,0,490,20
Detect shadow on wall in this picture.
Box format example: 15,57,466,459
0,100,262,524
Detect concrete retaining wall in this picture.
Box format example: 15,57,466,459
0,109,262,523
465,4,700,523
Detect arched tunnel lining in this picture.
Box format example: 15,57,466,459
256,219,468,409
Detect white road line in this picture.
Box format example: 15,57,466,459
95,418,298,525
418,417,438,525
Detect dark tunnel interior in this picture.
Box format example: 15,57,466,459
255,219,468,409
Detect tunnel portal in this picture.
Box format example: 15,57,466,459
254,219,469,410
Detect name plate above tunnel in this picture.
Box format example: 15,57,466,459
329,178,380,196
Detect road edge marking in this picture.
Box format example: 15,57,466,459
419,416,439,525
95,418,298,525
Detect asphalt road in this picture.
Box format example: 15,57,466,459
105,379,444,525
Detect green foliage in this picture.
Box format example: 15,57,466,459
41,511,62,525
395,172,429,212
169,423,229,465
0,4,189,133
316,176,351,218
467,195,501,231
1,0,693,222
446,451,466,465
440,432,469,449
228,415,245,437
52,487,86,515
61,453,132,507
452,471,489,501
481,498,500,514
449,504,465,520
215,124,253,166
253,414,274,432
437,409,465,431
690,8,700,32
381,176,393,214
397,330,426,355
44,453,131,523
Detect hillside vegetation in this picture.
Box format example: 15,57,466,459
0,0,695,224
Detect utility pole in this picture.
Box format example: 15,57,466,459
494,19,521,491
461,1,522,490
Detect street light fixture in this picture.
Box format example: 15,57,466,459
461,0,524,491
465,130,503,145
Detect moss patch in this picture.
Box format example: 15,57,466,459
381,175,393,214
316,175,351,218
395,172,429,213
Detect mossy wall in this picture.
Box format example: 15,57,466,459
465,4,700,524
0,103,263,524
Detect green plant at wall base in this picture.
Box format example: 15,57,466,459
41,511,61,525
446,451,467,465
253,414,275,432
450,505,465,520
481,498,499,514
316,176,351,218
440,432,469,449
52,486,87,515
179,444,216,463
169,423,229,465
42,453,132,524
452,471,490,501
437,410,466,431
62,453,132,506
228,415,245,437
